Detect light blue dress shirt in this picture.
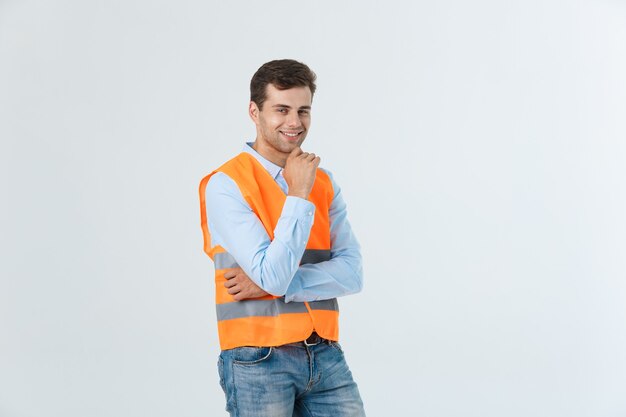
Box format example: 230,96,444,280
204,143,363,303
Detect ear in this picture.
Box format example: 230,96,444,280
249,101,260,124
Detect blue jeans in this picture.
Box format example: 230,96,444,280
218,340,366,417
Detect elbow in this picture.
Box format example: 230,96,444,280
353,254,364,293
346,264,364,295
250,253,292,297
338,253,364,295
256,269,290,297
353,271,364,294
254,273,289,296
337,250,363,294
263,283,288,297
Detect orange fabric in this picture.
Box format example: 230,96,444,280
217,314,315,349
199,152,339,350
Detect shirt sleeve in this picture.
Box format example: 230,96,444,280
284,169,364,303
204,172,316,296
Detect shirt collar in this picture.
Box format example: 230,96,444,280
243,142,283,180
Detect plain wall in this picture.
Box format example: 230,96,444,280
1,0,625,416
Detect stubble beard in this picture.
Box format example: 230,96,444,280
268,131,306,154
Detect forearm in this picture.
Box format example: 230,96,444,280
227,198,316,295
206,173,316,296
285,256,363,303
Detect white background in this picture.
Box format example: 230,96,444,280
1,0,626,416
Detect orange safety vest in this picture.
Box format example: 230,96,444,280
199,152,340,350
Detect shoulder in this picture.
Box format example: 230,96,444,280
202,171,252,216
199,157,245,201
200,152,249,192
319,166,333,179
205,172,238,194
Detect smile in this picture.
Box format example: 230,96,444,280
280,131,302,138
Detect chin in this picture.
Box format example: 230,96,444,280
280,141,301,151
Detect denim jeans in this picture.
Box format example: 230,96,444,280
218,340,366,417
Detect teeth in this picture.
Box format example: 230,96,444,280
282,132,300,137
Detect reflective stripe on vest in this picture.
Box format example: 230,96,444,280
199,152,339,350
217,298,339,321
214,249,333,271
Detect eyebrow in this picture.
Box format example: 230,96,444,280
272,104,312,110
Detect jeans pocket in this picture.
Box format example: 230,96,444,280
231,346,274,365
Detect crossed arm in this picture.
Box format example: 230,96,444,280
205,170,363,303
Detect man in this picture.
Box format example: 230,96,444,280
199,59,365,417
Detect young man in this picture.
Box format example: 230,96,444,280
199,59,366,417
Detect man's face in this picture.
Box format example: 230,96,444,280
250,84,312,165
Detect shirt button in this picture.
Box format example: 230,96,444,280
307,211,313,216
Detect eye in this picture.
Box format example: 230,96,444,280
277,108,287,113
298,110,310,116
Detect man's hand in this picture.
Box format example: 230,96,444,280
283,147,320,200
224,267,269,301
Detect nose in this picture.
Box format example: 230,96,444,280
286,112,301,128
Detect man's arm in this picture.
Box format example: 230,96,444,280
205,149,320,296
284,170,363,302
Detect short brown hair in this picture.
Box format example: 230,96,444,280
250,59,317,110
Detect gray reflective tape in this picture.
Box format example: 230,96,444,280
214,252,239,270
308,298,339,312
216,249,329,269
217,299,309,321
301,249,331,265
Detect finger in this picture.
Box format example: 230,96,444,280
313,156,321,166
227,286,240,295
304,152,316,161
289,147,303,158
224,269,237,279
236,288,254,301
299,152,310,159
224,279,237,288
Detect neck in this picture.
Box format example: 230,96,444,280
252,141,287,168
